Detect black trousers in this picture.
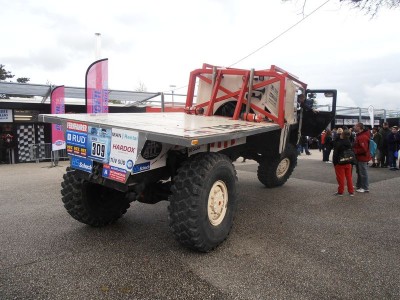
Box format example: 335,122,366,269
380,148,388,166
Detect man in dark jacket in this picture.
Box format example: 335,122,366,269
387,125,400,170
353,122,371,193
379,122,391,167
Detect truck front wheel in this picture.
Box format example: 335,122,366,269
168,153,238,252
61,167,130,227
257,144,297,188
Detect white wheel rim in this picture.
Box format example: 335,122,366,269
207,180,228,226
276,158,290,178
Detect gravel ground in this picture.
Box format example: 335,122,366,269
0,152,399,299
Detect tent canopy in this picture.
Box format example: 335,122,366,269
0,82,159,106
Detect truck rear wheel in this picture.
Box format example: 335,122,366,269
168,153,238,252
61,167,130,227
257,144,297,188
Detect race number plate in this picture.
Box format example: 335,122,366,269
90,141,106,159
86,126,112,163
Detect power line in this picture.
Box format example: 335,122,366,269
229,0,331,67
162,84,187,93
167,0,331,93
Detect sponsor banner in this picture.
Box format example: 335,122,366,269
51,86,66,151
132,141,173,174
141,141,162,160
109,128,139,171
132,162,150,174
0,109,13,122
66,131,87,147
66,144,87,157
343,119,357,125
65,125,88,157
70,155,93,173
86,58,109,114
66,121,88,133
335,119,344,125
102,164,127,183
87,126,112,163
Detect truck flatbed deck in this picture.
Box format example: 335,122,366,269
39,112,280,147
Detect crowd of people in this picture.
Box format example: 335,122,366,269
304,122,400,197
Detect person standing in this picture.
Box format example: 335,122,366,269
387,125,400,170
300,135,311,155
348,127,355,145
319,130,326,152
371,127,382,168
334,128,343,141
379,122,391,167
332,128,338,141
323,129,333,163
353,123,371,193
332,129,355,196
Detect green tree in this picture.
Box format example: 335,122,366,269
17,77,30,83
0,64,15,81
0,65,31,98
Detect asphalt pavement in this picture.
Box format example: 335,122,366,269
0,150,399,299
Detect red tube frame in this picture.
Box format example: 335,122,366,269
185,64,307,129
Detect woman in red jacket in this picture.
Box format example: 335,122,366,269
333,130,355,196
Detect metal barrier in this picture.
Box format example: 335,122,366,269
29,143,69,166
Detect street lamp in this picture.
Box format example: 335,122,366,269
169,84,176,105
95,33,101,60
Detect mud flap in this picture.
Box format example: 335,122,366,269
279,123,290,154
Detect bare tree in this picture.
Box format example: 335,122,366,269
283,0,400,16
341,0,400,16
134,81,147,92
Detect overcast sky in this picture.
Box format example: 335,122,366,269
1,0,400,110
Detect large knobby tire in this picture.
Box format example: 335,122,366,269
61,167,130,227
168,153,238,252
257,144,297,188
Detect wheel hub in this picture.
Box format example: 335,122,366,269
276,158,290,178
208,180,228,226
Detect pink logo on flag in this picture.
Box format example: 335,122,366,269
51,86,66,151
86,58,109,114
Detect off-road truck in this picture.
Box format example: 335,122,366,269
40,64,336,252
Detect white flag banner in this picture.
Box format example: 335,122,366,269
368,105,374,128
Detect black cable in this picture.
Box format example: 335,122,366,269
167,0,331,92
229,0,331,67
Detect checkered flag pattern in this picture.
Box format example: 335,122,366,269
17,125,35,162
37,125,45,159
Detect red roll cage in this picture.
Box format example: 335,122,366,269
185,63,307,128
